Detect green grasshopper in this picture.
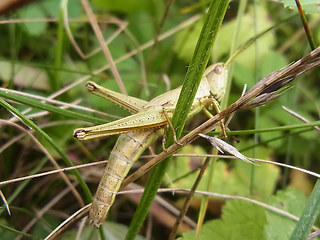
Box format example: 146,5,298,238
73,63,227,227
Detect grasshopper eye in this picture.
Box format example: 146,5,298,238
213,64,223,74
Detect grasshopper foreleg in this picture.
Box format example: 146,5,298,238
162,108,183,146
204,98,227,138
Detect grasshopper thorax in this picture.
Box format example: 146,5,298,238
204,63,227,101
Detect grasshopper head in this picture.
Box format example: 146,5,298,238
204,63,227,100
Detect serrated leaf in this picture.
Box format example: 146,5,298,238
181,200,267,240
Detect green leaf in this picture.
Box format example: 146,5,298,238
18,4,47,36
210,142,280,199
165,145,207,189
265,187,307,240
181,200,267,240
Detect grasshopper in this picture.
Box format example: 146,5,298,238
73,63,227,227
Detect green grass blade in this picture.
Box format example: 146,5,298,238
0,223,42,239
197,0,248,234
0,98,92,203
221,121,320,135
125,1,229,239
0,89,106,124
182,121,320,137
290,179,320,240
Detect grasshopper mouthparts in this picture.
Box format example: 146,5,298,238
86,81,98,91
73,129,91,140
